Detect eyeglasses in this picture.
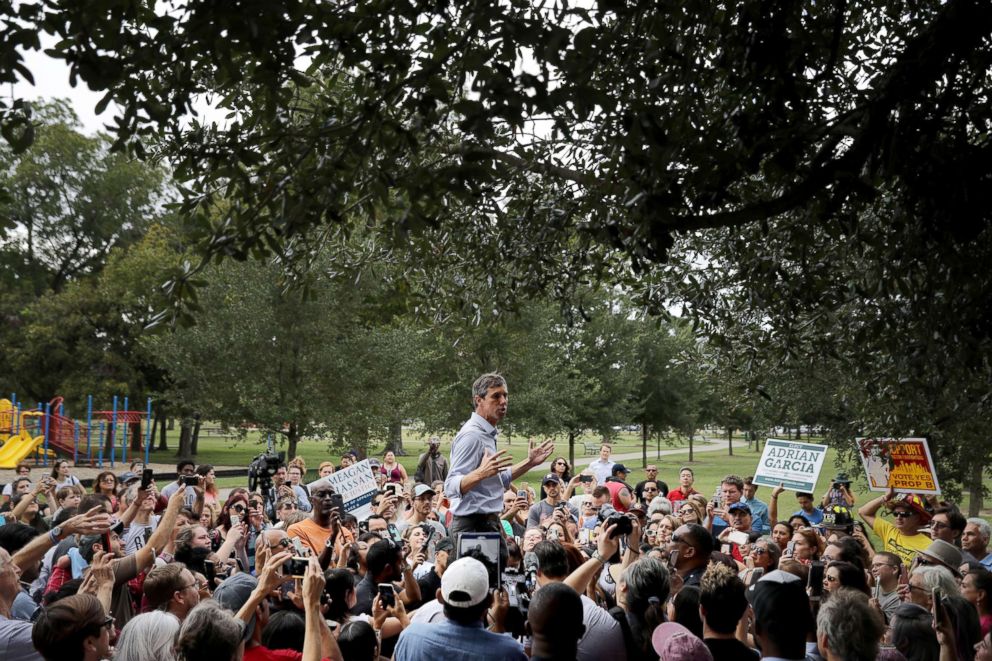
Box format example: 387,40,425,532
671,534,696,550
890,511,914,519
751,547,768,555
102,615,115,631
177,581,198,592
268,538,292,551
312,492,336,499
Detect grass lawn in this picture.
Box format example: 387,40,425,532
165,424,983,519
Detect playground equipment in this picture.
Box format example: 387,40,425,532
0,394,154,469
0,409,52,468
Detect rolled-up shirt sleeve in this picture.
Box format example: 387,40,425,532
445,433,480,500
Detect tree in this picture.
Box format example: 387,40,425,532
0,100,164,294
1,2,988,327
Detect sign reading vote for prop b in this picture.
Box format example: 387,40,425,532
753,439,828,493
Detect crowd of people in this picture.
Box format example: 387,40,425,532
1,418,991,659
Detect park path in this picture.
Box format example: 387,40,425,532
530,436,727,474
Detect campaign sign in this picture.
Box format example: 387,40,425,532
856,437,941,494
308,459,378,520
753,439,828,492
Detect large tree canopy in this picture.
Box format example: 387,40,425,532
1,0,989,320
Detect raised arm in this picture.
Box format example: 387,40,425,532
858,487,894,530
12,506,111,572
769,484,784,526
565,524,619,594
135,484,187,572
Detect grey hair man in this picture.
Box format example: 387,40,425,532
906,565,959,609
816,587,885,661
964,518,992,569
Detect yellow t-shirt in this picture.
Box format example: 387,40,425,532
287,518,333,555
872,517,931,566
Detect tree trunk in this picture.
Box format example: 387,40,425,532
568,431,576,470
727,426,733,456
969,458,985,517
103,424,116,457
656,430,661,460
384,420,405,455
190,413,202,454
688,429,695,463
157,407,168,451
167,417,174,430
129,421,142,452
642,424,648,468
287,422,300,460
177,417,194,457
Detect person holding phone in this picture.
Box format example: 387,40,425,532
287,485,340,560
443,373,553,567
396,484,445,560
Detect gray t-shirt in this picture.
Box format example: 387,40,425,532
577,593,626,661
526,500,579,528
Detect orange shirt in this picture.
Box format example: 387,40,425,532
286,518,333,554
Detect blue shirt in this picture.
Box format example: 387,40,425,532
742,496,771,534
393,619,527,661
979,552,992,571
444,413,512,517
791,507,825,526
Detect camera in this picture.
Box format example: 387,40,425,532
501,571,532,637
599,506,633,539
283,557,309,578
248,451,285,492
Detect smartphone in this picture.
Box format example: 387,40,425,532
932,587,945,622
140,469,154,490
785,540,795,557
204,560,216,587
421,524,434,550
378,583,395,608
808,561,825,600
728,530,750,546
579,475,593,484
230,514,241,527
387,523,400,542
898,565,909,586
102,531,113,554
386,483,401,497
873,580,881,600
517,489,527,499
283,556,309,579
180,475,199,486
456,532,502,589
327,493,345,518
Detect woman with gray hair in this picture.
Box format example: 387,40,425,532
114,611,181,661
613,557,670,661
175,600,245,661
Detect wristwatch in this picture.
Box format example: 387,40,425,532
48,526,64,543
591,550,608,565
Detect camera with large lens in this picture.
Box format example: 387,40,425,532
248,451,284,493
501,570,531,638
598,505,633,539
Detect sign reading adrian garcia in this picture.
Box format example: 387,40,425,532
753,439,828,493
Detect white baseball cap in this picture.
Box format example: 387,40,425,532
441,557,490,607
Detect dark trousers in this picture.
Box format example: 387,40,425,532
449,512,509,572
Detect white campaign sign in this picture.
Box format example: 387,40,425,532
753,439,828,493
308,459,378,520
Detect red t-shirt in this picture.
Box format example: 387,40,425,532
244,646,301,661
668,487,698,504
605,481,629,513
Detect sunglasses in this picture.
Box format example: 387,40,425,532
268,538,293,551
890,511,915,519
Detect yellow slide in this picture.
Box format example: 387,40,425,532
0,431,46,468
0,410,47,468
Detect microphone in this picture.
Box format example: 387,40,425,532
524,551,539,590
